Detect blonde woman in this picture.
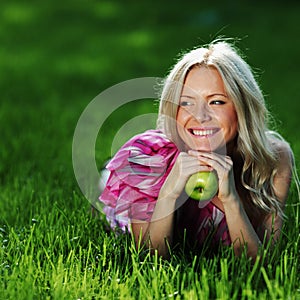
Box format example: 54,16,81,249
99,40,297,259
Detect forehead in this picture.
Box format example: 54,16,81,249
182,66,226,95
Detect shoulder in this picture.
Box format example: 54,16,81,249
267,132,293,202
121,129,178,155
107,130,179,170
267,131,294,167
129,129,176,151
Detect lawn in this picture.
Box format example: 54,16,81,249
1,0,300,299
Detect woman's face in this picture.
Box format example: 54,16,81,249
176,66,238,153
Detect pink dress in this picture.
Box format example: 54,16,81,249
99,130,231,248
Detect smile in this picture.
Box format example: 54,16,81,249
189,128,219,137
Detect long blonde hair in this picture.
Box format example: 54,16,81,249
157,39,290,217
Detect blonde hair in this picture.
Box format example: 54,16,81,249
157,39,291,217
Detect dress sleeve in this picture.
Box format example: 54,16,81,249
99,130,179,232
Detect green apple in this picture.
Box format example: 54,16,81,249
185,171,218,201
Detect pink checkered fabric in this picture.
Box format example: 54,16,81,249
99,129,231,246
99,130,179,231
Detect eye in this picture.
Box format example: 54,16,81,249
179,96,195,107
179,100,193,107
209,100,226,105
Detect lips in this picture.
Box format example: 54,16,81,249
188,128,220,137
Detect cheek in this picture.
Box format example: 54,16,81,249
176,110,188,136
226,110,238,135
176,108,189,125
231,110,238,129
215,108,238,135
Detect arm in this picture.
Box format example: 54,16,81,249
131,152,213,257
257,141,293,245
131,192,177,258
189,142,293,260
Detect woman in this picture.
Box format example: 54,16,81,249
99,40,296,259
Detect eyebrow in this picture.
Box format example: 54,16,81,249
181,93,228,98
180,95,195,98
207,93,228,98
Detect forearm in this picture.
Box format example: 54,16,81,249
223,197,262,259
144,216,174,257
132,192,178,257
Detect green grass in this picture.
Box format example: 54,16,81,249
1,204,299,299
1,0,300,299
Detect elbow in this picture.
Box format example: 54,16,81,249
134,234,172,259
232,238,262,261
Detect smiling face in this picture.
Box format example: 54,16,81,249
176,66,238,154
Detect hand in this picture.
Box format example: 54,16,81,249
159,152,213,199
188,150,239,202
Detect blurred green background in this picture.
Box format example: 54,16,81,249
1,0,300,225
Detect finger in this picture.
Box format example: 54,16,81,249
188,150,231,162
174,153,213,179
181,158,214,175
184,165,214,175
179,152,215,168
188,150,232,170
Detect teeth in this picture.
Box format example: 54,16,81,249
192,129,215,136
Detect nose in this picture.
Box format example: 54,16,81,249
193,100,212,122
